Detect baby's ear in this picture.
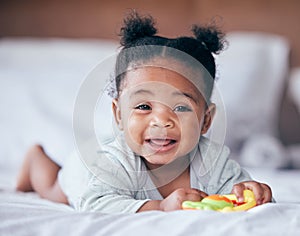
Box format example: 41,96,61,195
112,99,123,130
201,103,216,135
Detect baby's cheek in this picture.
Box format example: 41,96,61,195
181,122,201,149
126,117,145,143
190,129,201,147
184,116,201,134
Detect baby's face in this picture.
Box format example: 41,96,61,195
113,66,211,168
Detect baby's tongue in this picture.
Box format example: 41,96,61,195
151,139,171,146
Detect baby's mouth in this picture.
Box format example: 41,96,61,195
145,138,177,151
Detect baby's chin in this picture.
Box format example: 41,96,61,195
141,151,191,167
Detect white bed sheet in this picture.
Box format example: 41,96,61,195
1,185,300,236
1,37,300,235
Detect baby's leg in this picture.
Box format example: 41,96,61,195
16,145,68,204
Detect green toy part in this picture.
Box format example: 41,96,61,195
182,189,256,212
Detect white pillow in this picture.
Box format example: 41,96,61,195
0,38,118,185
288,68,300,113
215,32,289,159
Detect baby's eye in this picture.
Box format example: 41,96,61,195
174,105,192,112
135,104,152,110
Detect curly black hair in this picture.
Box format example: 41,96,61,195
113,11,226,100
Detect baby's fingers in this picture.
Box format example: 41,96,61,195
231,183,246,202
261,183,272,204
233,181,272,205
185,188,208,201
244,182,273,205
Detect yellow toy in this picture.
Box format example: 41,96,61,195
182,190,256,212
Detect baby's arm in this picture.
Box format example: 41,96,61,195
231,181,272,205
137,188,207,212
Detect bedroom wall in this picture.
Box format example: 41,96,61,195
1,0,299,67
1,0,300,67
0,1,190,38
1,0,300,144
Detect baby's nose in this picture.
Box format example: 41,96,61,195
149,107,175,129
150,119,174,128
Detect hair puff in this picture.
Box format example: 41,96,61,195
120,11,157,46
191,25,225,54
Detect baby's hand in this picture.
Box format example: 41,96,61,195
232,181,272,205
160,188,208,211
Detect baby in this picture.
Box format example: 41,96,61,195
16,12,272,213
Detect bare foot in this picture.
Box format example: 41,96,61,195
15,144,45,192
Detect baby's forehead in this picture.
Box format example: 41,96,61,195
119,67,206,104
128,56,208,87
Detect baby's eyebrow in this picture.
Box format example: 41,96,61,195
129,88,199,105
130,89,154,98
172,91,199,105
